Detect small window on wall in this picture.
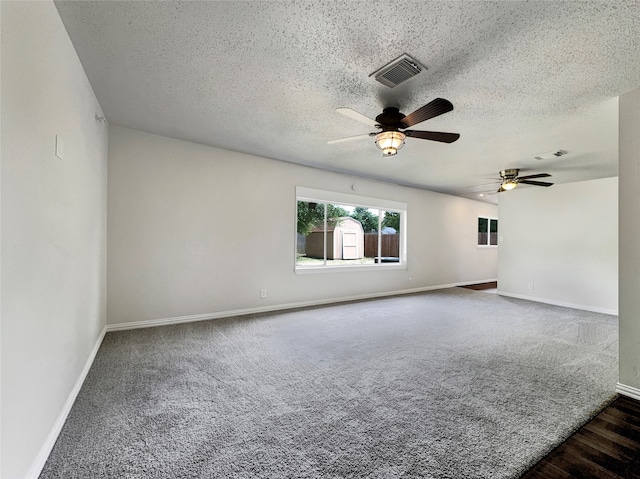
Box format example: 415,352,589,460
296,187,407,273
478,217,498,246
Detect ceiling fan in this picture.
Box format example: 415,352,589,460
495,169,553,192
328,98,460,156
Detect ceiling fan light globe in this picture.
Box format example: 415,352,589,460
375,131,406,156
501,180,518,190
382,147,398,156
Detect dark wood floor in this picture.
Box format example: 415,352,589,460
520,395,640,479
459,281,498,290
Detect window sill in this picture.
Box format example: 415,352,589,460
295,262,407,274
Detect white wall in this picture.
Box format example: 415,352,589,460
619,87,640,395
498,177,618,314
0,2,108,477
107,126,498,328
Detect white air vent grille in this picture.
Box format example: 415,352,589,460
534,149,568,161
370,54,424,88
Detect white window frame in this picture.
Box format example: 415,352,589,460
478,216,498,248
295,186,407,274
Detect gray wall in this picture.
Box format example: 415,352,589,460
107,126,498,328
619,86,640,392
1,2,108,477
498,177,618,314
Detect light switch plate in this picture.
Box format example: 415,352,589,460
55,135,64,159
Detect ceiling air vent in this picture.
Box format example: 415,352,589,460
370,54,424,88
533,149,568,161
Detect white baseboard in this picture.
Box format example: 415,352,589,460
496,290,618,316
616,382,640,401
27,326,107,479
106,279,497,332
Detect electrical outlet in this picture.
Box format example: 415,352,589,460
260,289,267,298
528,282,535,290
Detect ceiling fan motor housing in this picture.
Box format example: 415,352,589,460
375,107,408,131
500,168,519,179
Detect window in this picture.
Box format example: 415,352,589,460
296,187,406,272
478,217,498,246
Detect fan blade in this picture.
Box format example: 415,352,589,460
400,98,454,127
404,130,460,143
327,133,373,145
335,108,378,127
465,182,499,189
518,173,551,180
519,180,554,187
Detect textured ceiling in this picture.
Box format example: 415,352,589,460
54,1,640,203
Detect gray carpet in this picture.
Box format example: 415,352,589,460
40,288,618,478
